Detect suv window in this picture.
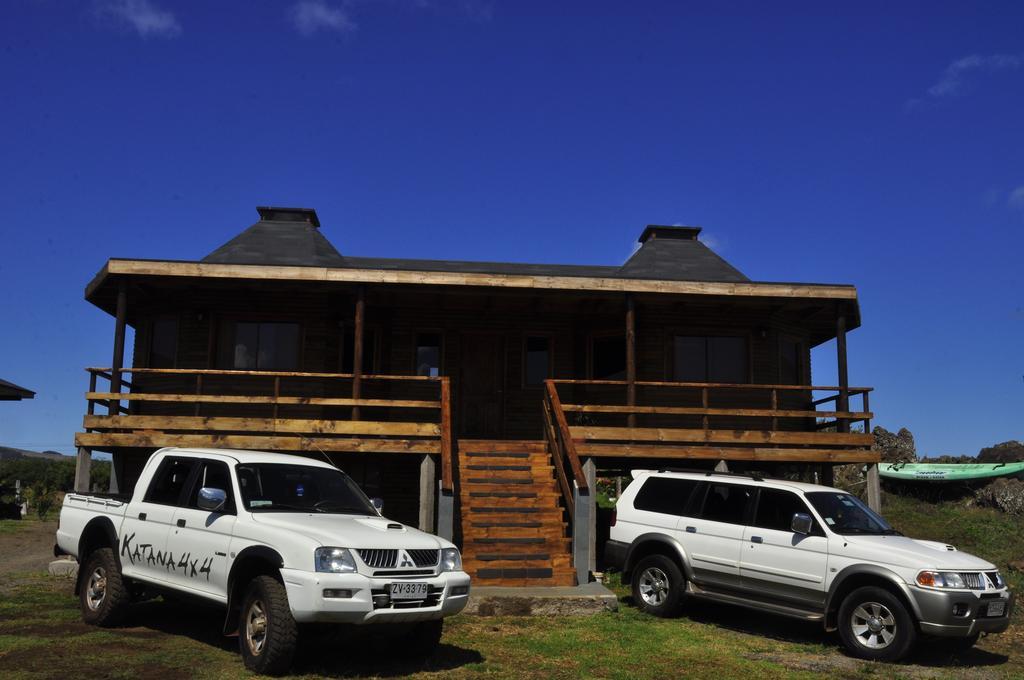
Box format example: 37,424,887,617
698,483,755,525
753,488,814,533
633,477,700,516
144,456,198,506
186,460,236,514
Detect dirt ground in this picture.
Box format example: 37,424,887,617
0,520,59,576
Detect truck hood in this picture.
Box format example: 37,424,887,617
250,513,449,549
841,535,995,570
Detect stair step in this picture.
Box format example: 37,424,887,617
460,456,551,467
462,482,559,494
471,553,550,561
465,464,532,471
468,506,562,515
464,477,535,485
476,573,577,587
465,555,572,570
464,536,572,549
465,524,568,538
474,567,555,580
458,440,548,453
462,498,560,510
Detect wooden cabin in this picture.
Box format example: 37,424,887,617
73,206,878,587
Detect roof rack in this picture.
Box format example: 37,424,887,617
656,467,765,483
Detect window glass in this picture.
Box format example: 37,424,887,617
525,336,551,386
235,463,377,515
634,477,700,516
341,327,377,373
699,483,754,525
187,460,236,514
779,337,803,385
259,323,299,370
592,335,626,380
673,336,748,383
415,332,442,376
144,457,197,506
150,316,178,368
217,321,299,370
753,488,812,532
805,492,896,536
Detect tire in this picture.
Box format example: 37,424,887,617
79,547,131,627
631,554,686,618
405,619,443,657
837,586,917,662
239,575,298,676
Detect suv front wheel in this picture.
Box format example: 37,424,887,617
631,554,685,618
837,586,917,662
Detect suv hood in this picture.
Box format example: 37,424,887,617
841,535,995,570
251,513,448,549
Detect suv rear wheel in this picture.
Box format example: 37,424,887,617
837,586,917,662
631,554,685,618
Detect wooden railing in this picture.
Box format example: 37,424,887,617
542,381,589,522
77,367,454,493
547,379,877,464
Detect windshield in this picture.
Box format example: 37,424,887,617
235,463,377,515
805,491,897,536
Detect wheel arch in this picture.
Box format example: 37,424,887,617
223,545,285,635
75,517,120,595
623,534,692,582
825,565,921,631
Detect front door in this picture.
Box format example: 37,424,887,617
459,333,504,438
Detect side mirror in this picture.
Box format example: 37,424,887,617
791,512,813,535
197,487,227,512
371,497,384,514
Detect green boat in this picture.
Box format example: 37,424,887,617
879,462,1024,483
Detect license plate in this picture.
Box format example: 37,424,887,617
389,582,429,600
986,601,1006,617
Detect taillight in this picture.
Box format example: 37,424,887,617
609,509,616,527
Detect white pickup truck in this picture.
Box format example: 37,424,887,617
55,447,470,675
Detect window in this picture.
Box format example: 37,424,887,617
149,316,178,368
414,332,442,377
672,336,748,383
235,463,377,515
341,326,378,374
144,457,198,506
698,483,754,525
779,336,804,385
634,477,700,516
524,336,551,387
187,460,236,514
591,335,626,380
805,492,896,536
753,488,813,533
217,321,300,370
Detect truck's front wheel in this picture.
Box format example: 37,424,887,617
239,575,298,676
79,547,130,627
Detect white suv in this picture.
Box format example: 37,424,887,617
606,469,1013,662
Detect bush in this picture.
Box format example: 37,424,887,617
23,484,58,520
974,478,1024,516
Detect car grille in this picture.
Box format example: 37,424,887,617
960,572,985,590
358,549,397,569
408,549,440,567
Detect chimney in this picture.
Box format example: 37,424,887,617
638,225,701,243
256,206,320,228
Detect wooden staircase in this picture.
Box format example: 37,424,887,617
457,439,576,586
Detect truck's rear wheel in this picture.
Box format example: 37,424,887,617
837,586,917,662
239,575,298,676
79,547,130,627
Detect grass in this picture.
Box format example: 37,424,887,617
0,499,1020,679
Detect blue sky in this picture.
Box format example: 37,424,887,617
1,0,1022,457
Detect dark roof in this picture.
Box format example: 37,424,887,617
0,379,34,401
201,211,748,283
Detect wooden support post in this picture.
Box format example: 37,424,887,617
352,285,366,421
109,279,128,416
625,294,636,428
109,452,124,495
866,463,882,512
87,373,97,416
74,448,92,493
418,454,436,532
836,309,849,434
583,457,597,574
820,464,835,487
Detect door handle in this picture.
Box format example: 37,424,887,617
750,536,763,544
138,513,147,521
685,526,697,533
176,519,186,528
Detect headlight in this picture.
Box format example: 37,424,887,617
315,547,357,573
440,547,462,572
916,570,967,589
992,571,1006,588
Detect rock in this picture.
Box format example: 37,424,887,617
978,441,1024,464
872,426,917,463
48,558,78,579
974,478,1024,516
1008,560,1024,573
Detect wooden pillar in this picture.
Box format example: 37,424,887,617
351,285,366,421
109,279,128,416
583,457,597,574
867,464,882,512
625,294,636,428
836,309,849,434
74,448,92,493
820,464,835,487
418,454,436,532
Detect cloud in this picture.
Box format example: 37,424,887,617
288,1,356,36
96,0,181,38
1009,186,1024,212
925,54,1023,99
